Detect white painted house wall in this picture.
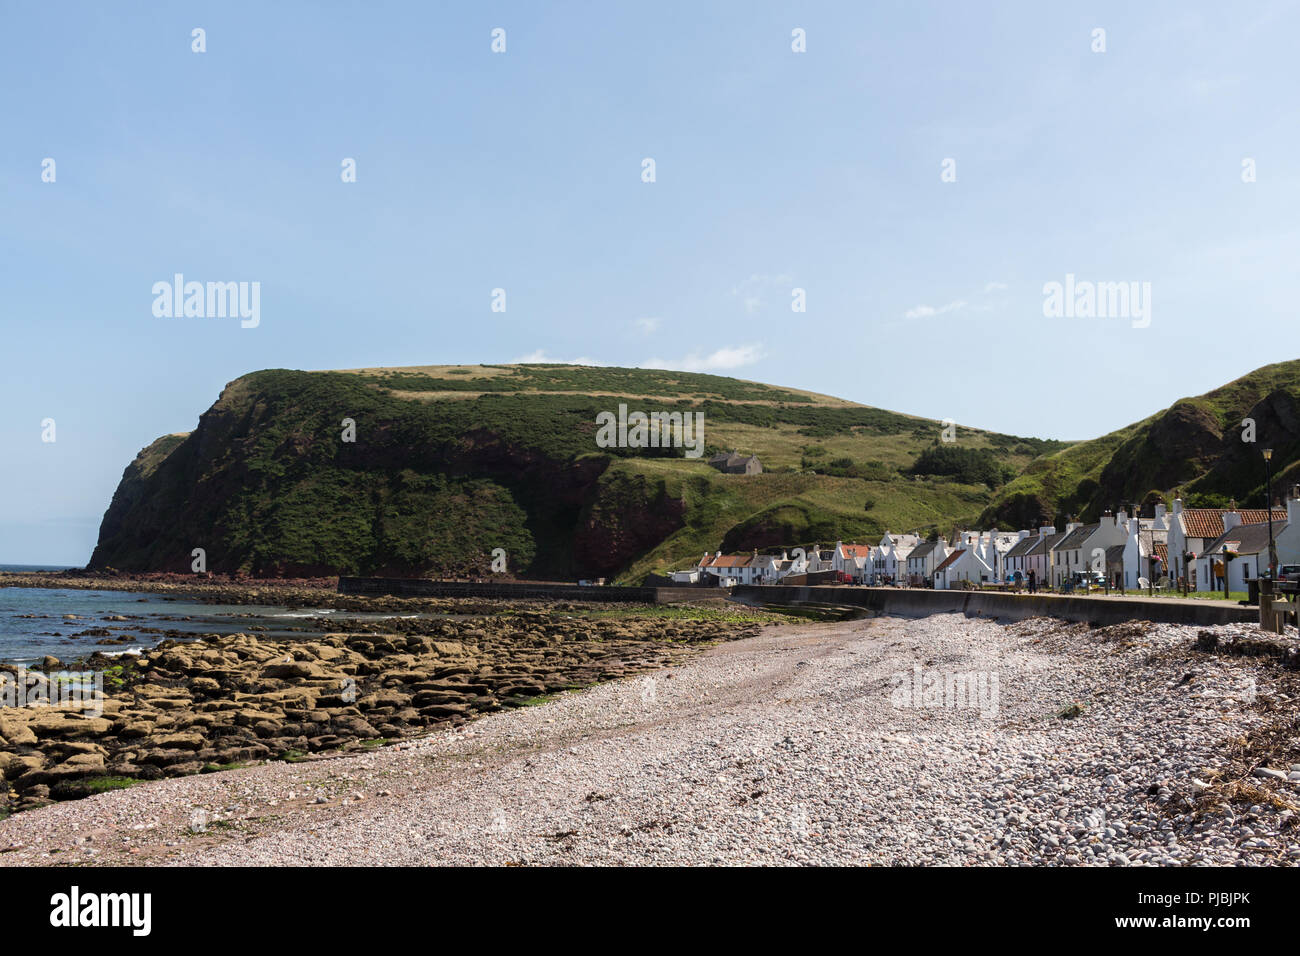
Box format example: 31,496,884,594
1272,490,1300,568
935,548,992,589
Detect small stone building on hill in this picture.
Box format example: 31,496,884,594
707,450,762,475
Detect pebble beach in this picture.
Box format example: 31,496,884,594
1,611,1296,866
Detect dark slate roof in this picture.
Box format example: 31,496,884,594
1005,536,1039,559
1056,523,1101,551
709,451,759,468
1104,544,1127,565
1202,522,1289,557
909,539,944,560
1028,531,1068,555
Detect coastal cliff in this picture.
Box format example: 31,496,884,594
90,361,1300,581
89,364,1053,580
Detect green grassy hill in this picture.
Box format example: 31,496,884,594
92,360,1300,581
89,364,1063,581
979,359,1300,527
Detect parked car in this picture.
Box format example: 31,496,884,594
1276,565,1300,594
1061,571,1105,592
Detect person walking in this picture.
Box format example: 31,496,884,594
1027,568,1037,594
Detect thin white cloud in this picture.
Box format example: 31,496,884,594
645,343,765,373
905,300,967,320
906,281,1008,320
632,316,661,335
510,350,607,366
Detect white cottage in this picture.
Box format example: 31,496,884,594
905,537,950,587
869,531,919,585
1003,530,1038,583
1271,486,1300,570
1118,514,1169,589
833,542,873,582
933,547,992,589
1167,499,1287,589
1196,519,1284,592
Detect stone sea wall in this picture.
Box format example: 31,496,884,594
736,585,1259,627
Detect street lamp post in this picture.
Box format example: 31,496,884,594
1134,501,1143,594
1264,448,1277,580
1147,532,1155,596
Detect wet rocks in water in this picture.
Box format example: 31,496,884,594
0,609,763,812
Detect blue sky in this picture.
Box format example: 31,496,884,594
3,1,1299,564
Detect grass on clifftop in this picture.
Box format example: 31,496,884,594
94,364,1066,581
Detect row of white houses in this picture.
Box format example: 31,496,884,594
672,488,1300,592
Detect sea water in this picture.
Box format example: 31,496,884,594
0,584,451,664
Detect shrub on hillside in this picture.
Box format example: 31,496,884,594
908,444,1015,489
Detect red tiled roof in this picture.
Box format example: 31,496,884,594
934,549,964,572
1179,509,1287,540
699,553,754,569
839,543,871,558
1154,543,1168,565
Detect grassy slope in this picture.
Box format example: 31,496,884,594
339,362,1060,467
609,457,994,581
977,419,1150,525
980,359,1300,526
99,360,1300,580
95,364,1066,581
339,365,1059,578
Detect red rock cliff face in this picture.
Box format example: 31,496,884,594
572,473,686,578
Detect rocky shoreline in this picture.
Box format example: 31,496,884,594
2,612,1298,865
0,588,772,815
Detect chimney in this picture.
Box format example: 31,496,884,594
1171,498,1182,516
1223,509,1241,532
1018,529,1030,540
1116,508,1128,524
1101,510,1115,529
